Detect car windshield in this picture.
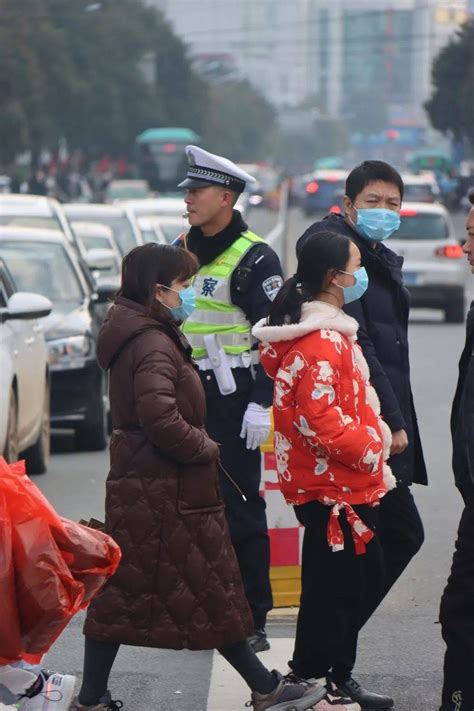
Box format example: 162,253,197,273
403,184,435,202
80,234,110,250
68,214,136,256
0,241,84,303
140,228,158,243
107,184,149,200
158,220,184,243
396,213,449,240
0,215,63,230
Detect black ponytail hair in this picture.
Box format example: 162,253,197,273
268,230,351,326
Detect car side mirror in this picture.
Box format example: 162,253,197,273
1,292,52,323
84,248,115,272
93,282,117,304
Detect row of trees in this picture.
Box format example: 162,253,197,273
2,0,470,176
425,20,474,151
0,0,276,170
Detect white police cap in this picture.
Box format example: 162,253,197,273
178,145,256,193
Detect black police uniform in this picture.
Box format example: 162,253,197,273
184,209,282,632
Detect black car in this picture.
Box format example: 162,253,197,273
0,226,116,451
303,169,347,217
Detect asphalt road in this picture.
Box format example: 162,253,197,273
36,205,472,710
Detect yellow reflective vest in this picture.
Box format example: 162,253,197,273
183,231,265,359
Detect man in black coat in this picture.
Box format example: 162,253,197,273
439,194,474,711
297,160,427,709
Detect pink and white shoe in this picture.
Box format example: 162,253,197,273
285,674,361,710
312,678,361,710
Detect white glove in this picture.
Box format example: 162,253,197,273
240,402,271,450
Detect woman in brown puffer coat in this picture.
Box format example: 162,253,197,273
72,243,324,711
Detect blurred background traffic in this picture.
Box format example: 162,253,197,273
1,0,474,474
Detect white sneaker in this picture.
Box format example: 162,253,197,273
17,672,76,711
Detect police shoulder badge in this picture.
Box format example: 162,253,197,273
262,275,283,301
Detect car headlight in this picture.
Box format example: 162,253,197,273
48,334,95,370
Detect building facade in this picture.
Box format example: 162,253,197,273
146,0,468,127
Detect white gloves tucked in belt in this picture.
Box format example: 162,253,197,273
240,402,271,450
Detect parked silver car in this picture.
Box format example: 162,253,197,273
0,258,52,472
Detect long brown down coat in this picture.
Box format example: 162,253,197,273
84,296,253,649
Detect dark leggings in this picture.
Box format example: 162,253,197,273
78,637,277,705
291,500,384,681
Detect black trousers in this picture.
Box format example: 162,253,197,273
290,500,384,680
78,637,277,705
201,368,273,630
332,483,424,680
440,492,474,711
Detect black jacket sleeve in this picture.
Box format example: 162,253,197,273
344,297,407,433
231,243,284,407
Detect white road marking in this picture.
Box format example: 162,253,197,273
207,638,294,710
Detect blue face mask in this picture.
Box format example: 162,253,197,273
158,284,196,322
354,208,401,242
336,266,369,304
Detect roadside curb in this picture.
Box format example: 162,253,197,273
268,606,299,621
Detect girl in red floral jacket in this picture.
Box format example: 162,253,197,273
253,231,396,710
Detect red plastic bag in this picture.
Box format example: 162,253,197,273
0,491,22,659
0,457,121,664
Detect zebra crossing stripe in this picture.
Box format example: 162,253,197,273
207,638,294,710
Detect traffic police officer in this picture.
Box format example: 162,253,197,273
178,146,283,652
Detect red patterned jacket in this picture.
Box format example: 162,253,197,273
253,301,396,553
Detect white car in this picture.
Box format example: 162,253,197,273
155,215,187,244
389,202,466,322
104,179,150,203
0,227,114,451
71,221,122,289
136,216,168,244
63,203,142,257
0,258,52,472
137,215,186,245
401,173,441,203
123,197,186,218
123,198,188,245
0,194,77,245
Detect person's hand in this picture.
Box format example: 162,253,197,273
390,429,408,456
240,403,271,450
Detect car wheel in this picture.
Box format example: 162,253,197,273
22,381,50,475
75,375,108,451
445,301,465,324
4,388,19,464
